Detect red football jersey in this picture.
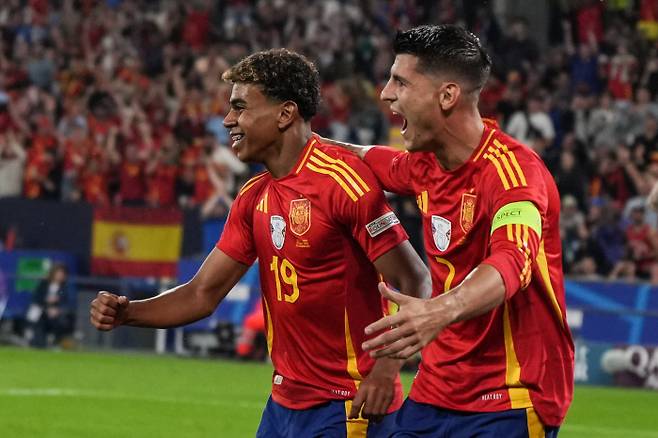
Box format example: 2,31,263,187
217,135,407,410
364,120,574,427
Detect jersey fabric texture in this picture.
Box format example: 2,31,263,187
363,120,574,427
217,135,407,411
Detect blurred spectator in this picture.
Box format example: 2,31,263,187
506,93,555,154
610,204,658,283
25,264,75,348
592,200,626,274
499,17,539,75
555,149,588,210
560,195,589,269
0,130,26,197
631,114,658,171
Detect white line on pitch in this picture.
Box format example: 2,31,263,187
0,387,263,410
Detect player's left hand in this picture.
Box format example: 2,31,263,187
348,362,397,422
362,282,446,360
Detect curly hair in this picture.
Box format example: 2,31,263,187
221,49,320,121
394,25,492,90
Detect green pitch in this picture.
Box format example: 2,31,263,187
1,347,656,437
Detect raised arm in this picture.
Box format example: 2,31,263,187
90,249,249,330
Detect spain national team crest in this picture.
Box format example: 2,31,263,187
289,198,311,236
460,193,477,233
431,215,451,252
270,215,286,250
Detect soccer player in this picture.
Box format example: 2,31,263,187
329,25,574,437
90,49,431,437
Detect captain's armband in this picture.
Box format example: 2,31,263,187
491,201,542,238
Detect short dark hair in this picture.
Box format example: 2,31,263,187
393,25,492,90
222,48,320,121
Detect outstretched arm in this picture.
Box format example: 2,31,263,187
90,249,249,330
363,264,505,359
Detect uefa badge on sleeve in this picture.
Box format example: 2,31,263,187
270,215,286,250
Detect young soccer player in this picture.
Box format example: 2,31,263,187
329,25,574,437
90,48,431,437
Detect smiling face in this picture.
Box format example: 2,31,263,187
223,82,282,162
380,54,445,152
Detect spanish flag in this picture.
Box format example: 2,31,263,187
91,207,182,277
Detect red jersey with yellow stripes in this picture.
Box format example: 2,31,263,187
217,135,407,410
363,120,574,427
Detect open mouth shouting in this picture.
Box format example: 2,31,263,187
392,110,408,136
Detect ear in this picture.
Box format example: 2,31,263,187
278,101,298,130
438,82,461,111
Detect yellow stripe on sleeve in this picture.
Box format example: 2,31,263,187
493,139,527,186
416,190,428,214
484,153,511,190
536,240,565,326
488,146,520,188
306,162,358,201
308,155,365,196
313,149,370,193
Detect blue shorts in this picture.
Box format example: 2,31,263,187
390,398,560,438
256,396,396,437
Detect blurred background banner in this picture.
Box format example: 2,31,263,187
91,207,182,277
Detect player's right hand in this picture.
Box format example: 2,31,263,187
90,291,129,331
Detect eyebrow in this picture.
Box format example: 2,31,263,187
392,73,409,85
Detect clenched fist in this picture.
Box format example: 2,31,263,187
90,291,129,331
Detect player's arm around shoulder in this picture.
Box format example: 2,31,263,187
314,134,374,159
315,134,418,195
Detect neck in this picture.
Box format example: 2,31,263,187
264,123,313,178
433,106,484,171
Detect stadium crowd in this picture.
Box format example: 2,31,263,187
0,0,657,282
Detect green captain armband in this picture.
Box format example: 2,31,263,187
491,201,542,238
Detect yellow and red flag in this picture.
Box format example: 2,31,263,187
91,207,182,277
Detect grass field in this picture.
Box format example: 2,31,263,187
1,347,657,437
